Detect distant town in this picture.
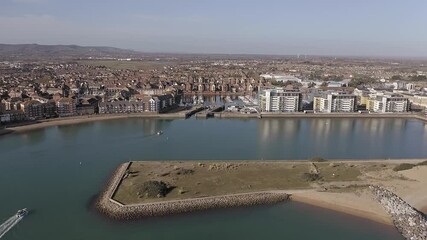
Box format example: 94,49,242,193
1,54,427,125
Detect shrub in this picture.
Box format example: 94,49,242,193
141,181,173,198
417,160,427,166
310,157,327,162
302,173,321,182
176,168,195,175
393,163,416,172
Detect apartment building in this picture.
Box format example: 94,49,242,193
20,100,44,119
314,92,357,113
0,110,26,123
0,102,4,114
98,101,146,114
367,94,409,113
98,93,178,114
44,100,57,118
259,88,302,112
56,98,76,117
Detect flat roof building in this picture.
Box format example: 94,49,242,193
367,94,409,113
314,92,357,113
259,88,302,112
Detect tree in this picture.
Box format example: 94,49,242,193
270,80,286,87
1,91,9,100
349,77,376,88
391,75,402,80
411,75,427,81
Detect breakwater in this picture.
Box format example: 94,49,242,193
96,162,289,220
370,186,427,240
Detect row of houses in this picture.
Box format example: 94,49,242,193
0,92,181,124
259,87,410,113
98,93,178,114
0,97,78,122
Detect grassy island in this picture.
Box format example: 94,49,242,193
113,160,365,204
97,159,427,226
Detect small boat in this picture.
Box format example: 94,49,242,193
156,131,163,135
16,208,28,217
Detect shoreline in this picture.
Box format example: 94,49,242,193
289,191,393,225
96,159,427,227
1,113,186,135
2,112,426,136
216,112,427,122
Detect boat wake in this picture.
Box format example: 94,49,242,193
0,209,27,239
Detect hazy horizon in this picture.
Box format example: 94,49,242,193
1,0,427,58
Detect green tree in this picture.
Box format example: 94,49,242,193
391,75,402,80
411,75,427,81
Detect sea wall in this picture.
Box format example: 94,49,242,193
96,162,130,207
216,112,427,122
96,162,289,220
0,128,13,136
370,186,427,240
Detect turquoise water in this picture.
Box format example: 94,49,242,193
1,117,426,239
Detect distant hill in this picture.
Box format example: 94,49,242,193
0,43,141,60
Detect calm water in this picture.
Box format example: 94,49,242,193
1,117,426,240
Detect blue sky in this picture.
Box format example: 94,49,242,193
1,0,426,57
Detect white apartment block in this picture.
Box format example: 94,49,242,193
259,88,302,112
314,92,357,113
367,94,409,113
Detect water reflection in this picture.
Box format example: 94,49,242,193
21,130,47,146
257,118,427,159
183,94,244,106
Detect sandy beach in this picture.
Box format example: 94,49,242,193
289,162,427,225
